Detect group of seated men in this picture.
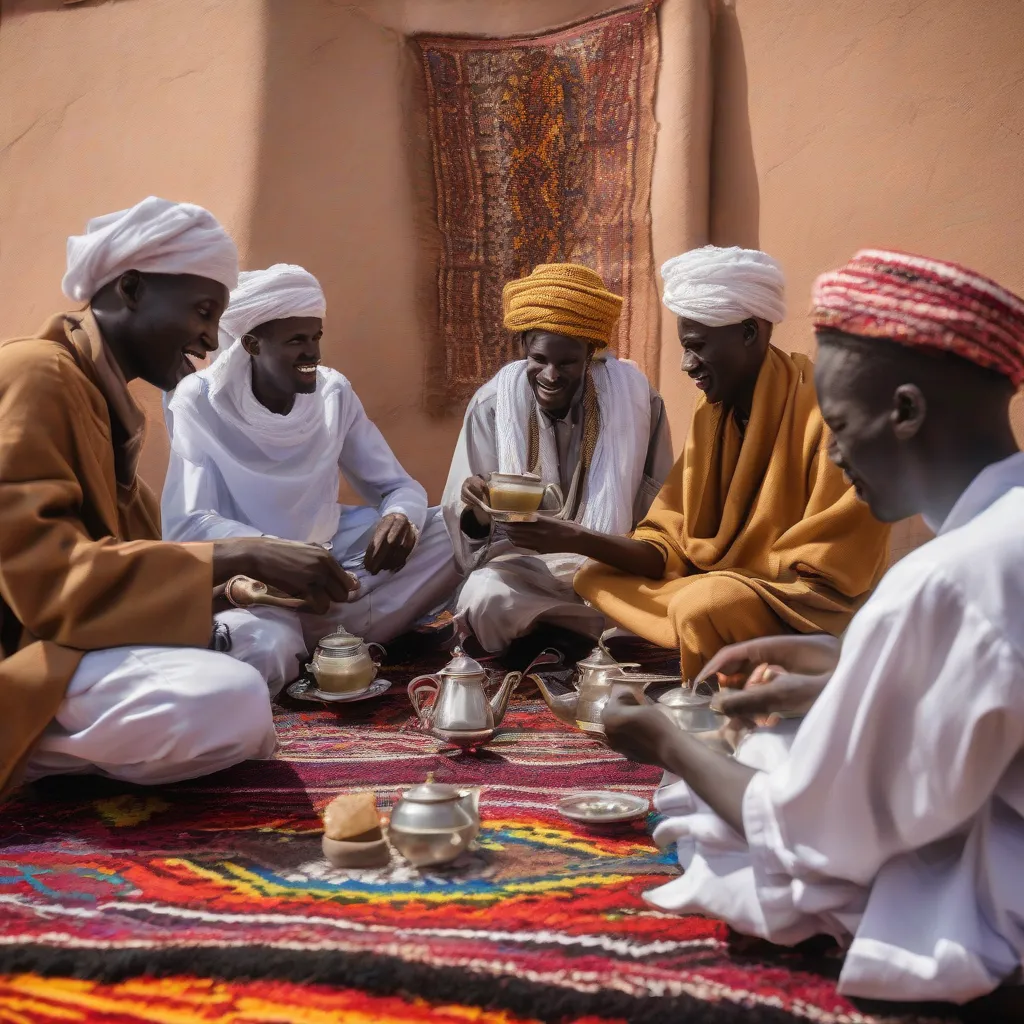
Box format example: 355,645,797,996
0,196,1021,1005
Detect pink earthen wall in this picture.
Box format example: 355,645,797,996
0,0,710,501
3,0,1023,558
0,0,266,489
709,0,1024,555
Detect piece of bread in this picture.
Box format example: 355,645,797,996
323,792,383,842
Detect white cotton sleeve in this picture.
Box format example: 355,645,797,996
161,447,263,542
742,562,1024,939
337,391,427,534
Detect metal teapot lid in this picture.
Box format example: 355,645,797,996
317,630,363,653
577,640,621,671
401,773,461,803
441,647,487,678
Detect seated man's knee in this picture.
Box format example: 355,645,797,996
456,567,509,619
178,657,276,762
216,608,307,694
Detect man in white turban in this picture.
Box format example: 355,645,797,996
163,264,459,664
577,245,890,697
0,199,358,798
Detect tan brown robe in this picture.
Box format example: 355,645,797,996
0,312,214,796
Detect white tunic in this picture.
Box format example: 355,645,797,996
648,452,1024,1004
163,357,459,645
442,359,672,652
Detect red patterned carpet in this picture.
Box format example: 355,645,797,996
0,636,993,1023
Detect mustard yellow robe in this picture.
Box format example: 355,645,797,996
574,347,890,678
0,314,214,796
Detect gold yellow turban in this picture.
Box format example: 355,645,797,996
502,263,623,348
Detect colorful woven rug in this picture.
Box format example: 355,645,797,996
0,637,985,1023
417,3,661,411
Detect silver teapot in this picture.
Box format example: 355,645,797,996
388,774,481,867
531,640,676,734
306,630,384,695
657,677,725,733
408,649,521,746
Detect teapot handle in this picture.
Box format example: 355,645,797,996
523,647,564,676
368,642,387,665
408,674,440,723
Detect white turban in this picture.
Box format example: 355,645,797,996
62,196,239,302
216,264,326,350
660,245,786,327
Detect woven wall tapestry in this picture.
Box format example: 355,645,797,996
417,2,662,411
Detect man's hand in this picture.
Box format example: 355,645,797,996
712,664,828,726
602,691,677,767
213,537,359,613
461,476,492,526
694,633,841,689
364,513,417,575
604,692,757,838
504,517,587,555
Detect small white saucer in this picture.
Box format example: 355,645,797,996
556,791,650,824
287,678,392,704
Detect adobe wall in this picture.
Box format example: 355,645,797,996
709,0,1024,555
3,0,1023,558
0,0,265,488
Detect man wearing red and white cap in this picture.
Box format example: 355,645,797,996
601,250,1024,1006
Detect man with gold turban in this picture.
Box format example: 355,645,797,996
573,245,891,682
441,263,672,656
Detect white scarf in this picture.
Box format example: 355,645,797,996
493,356,651,536
168,340,354,544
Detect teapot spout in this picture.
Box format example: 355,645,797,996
531,674,580,727
488,670,522,724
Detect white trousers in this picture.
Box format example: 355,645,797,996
328,506,460,643
454,554,605,653
24,644,277,786
209,508,460,695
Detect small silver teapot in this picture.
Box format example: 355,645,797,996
388,774,481,868
531,640,676,734
306,630,384,695
408,649,520,746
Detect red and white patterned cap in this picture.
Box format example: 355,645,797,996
811,249,1024,387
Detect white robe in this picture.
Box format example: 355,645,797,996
163,360,459,648
443,358,672,652
648,451,1024,1004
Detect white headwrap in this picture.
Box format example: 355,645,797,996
62,196,239,302
169,263,343,544
216,263,326,351
660,245,786,327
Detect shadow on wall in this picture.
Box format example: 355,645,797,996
708,0,758,248
245,0,463,504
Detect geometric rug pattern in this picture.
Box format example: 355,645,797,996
0,640,974,1022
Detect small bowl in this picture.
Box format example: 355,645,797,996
321,834,391,869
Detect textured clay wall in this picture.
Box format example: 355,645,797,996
0,0,265,488
0,0,710,502
4,0,1023,544
708,0,1024,555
